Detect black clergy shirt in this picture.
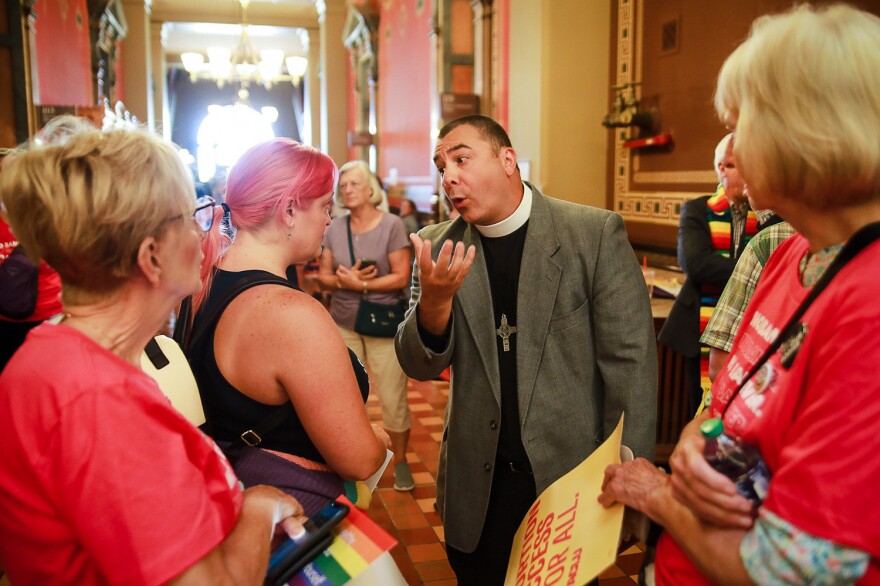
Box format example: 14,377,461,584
481,221,531,472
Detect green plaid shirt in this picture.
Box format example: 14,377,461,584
701,221,796,352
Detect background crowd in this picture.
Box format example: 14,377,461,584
0,4,878,585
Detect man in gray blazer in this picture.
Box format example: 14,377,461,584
395,115,657,584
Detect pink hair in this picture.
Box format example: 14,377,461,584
193,138,338,311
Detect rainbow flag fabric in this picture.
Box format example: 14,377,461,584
287,496,398,585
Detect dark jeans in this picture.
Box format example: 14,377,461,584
684,353,704,415
446,461,537,585
446,458,602,586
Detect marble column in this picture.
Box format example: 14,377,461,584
149,21,168,139
306,28,321,149
316,0,347,165
120,0,154,129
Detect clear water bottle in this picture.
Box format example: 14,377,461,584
700,418,770,505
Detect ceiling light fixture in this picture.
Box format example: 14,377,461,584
180,0,308,89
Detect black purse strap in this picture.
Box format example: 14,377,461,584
232,405,291,452
720,221,880,418
345,215,357,266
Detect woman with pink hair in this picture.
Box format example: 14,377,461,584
186,139,390,513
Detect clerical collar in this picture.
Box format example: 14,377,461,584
475,182,532,237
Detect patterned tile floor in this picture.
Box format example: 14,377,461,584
364,378,645,585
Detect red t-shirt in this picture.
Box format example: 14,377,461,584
0,219,62,322
657,234,880,585
0,324,243,585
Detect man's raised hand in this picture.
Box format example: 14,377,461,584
410,233,475,334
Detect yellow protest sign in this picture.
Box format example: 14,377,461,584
504,414,625,586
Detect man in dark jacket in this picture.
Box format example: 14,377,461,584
658,134,775,413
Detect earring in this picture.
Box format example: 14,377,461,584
287,229,292,240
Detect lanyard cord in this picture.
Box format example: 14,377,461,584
719,222,880,419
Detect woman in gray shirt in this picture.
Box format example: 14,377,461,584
318,161,415,491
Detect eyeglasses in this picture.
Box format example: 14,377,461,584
193,196,218,232
161,196,218,233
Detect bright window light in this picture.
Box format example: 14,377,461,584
195,103,275,182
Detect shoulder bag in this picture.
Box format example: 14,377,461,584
346,217,406,338
0,245,39,320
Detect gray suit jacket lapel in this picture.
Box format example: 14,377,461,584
517,188,562,423
455,223,502,404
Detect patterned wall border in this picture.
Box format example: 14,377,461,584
632,170,717,184
616,192,689,223
611,0,708,226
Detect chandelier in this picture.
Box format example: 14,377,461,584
180,0,308,90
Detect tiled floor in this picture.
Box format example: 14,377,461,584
364,378,645,585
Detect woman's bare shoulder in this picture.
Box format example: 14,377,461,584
219,284,343,369
233,284,334,327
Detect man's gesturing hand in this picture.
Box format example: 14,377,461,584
410,233,475,335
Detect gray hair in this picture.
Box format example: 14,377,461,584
715,4,880,209
335,160,385,208
714,133,733,182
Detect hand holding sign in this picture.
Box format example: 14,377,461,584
504,414,627,586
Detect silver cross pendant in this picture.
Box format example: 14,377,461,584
496,313,517,352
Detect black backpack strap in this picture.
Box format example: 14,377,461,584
188,272,294,351
144,337,170,370
172,296,193,349
185,272,297,448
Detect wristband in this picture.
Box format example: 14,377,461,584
362,281,368,295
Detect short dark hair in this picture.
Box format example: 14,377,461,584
438,115,513,154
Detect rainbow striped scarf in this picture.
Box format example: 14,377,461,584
699,185,759,393
705,186,758,265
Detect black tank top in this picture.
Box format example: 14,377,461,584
188,268,370,463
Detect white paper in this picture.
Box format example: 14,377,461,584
365,450,394,492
